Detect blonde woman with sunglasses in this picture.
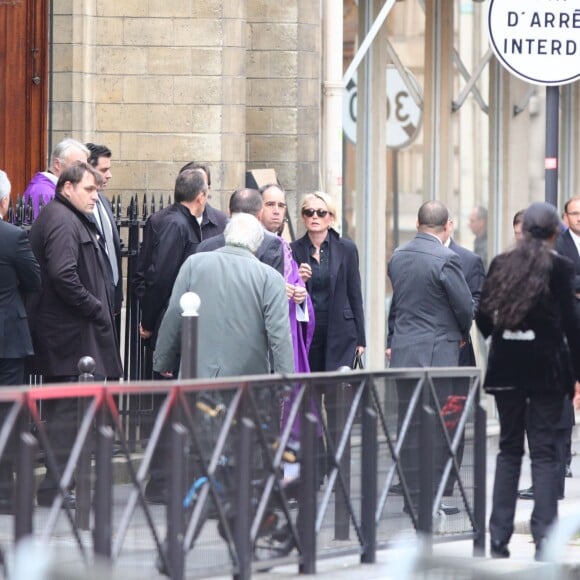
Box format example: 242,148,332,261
291,191,366,479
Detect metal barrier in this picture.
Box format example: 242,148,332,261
0,366,484,579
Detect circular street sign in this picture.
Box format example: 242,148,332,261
343,65,423,149
385,65,422,149
487,0,580,86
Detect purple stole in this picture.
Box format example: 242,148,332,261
279,238,321,440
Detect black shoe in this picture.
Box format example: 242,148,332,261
490,541,510,558
37,490,76,509
517,486,534,500
565,466,573,478
439,503,459,516
144,481,168,505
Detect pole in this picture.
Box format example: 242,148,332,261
76,356,95,530
15,433,37,541
180,292,201,380
393,149,399,249
322,0,344,229
93,425,114,559
545,85,560,207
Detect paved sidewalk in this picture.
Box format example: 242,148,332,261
224,429,580,579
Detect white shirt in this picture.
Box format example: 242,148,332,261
568,228,580,257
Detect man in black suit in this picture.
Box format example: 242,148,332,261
0,170,41,511
443,217,485,496
133,167,227,504
557,196,580,311
197,187,284,275
86,144,123,330
555,197,580,483
446,217,486,365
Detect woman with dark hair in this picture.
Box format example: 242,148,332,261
477,202,580,560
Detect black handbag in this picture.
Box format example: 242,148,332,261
352,352,364,369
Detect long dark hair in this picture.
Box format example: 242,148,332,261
479,202,560,329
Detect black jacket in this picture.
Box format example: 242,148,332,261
291,229,365,371
555,229,580,315
0,220,41,359
133,202,227,335
197,228,284,276
27,194,123,378
449,238,485,366
476,251,580,397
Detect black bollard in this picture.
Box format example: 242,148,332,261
418,402,436,539
474,399,487,556
298,413,318,574
334,366,352,540
76,356,95,530
15,433,37,541
360,406,377,564
167,423,187,580
93,425,114,559
180,292,200,380
234,417,254,580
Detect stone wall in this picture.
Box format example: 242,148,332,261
51,0,321,215
246,0,321,220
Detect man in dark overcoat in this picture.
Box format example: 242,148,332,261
132,166,227,504
0,170,41,511
28,162,123,508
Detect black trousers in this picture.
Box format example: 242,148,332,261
38,373,109,494
396,378,453,511
37,375,79,493
308,315,336,480
556,399,575,498
490,389,563,548
0,358,26,498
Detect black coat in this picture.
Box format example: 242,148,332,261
291,229,365,371
555,229,580,316
449,239,486,366
476,251,580,397
133,203,227,335
0,221,41,359
27,195,123,378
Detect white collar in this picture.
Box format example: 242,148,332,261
568,228,580,253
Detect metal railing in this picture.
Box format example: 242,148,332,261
0,366,484,579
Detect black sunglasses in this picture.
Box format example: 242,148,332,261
302,208,329,218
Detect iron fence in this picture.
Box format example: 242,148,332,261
0,366,484,579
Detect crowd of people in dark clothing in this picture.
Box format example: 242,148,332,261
1,139,580,563
0,140,366,512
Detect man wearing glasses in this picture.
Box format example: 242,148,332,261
555,196,580,484
557,196,580,305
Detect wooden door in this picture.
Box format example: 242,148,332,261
0,0,49,203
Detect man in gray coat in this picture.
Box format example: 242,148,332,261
386,200,473,517
153,213,294,378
